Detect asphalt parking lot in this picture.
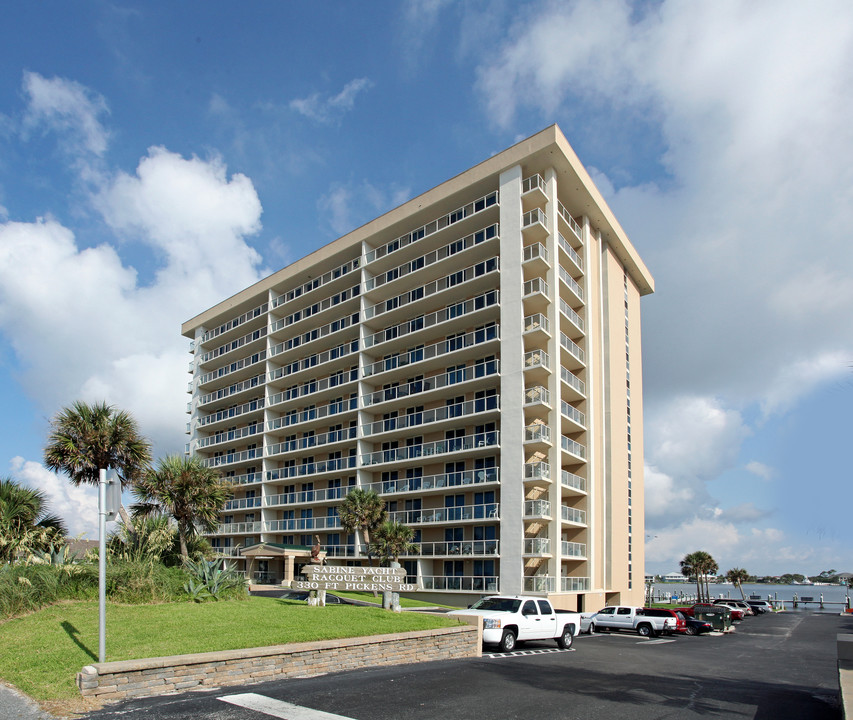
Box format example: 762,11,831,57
80,610,848,720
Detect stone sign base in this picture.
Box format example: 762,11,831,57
77,625,480,703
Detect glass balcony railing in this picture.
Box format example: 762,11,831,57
523,277,549,298
560,333,585,364
557,233,583,271
200,303,268,344
561,435,587,460
272,257,360,309
524,424,551,444
524,499,551,517
559,298,584,333
523,208,547,231
199,351,266,386
361,431,499,466
271,284,359,331
557,201,582,242
561,401,586,428
561,470,586,493
361,360,499,406
269,313,358,358
268,339,359,385
522,242,549,265
561,541,587,558
223,496,262,511
264,517,341,532
266,456,358,481
561,576,590,592
364,468,499,495
265,486,353,507
560,366,585,396
524,350,550,372
199,374,265,407
561,505,587,525
416,540,499,556
266,426,358,456
362,396,499,436
524,386,550,405
200,327,267,365
200,448,259,469
524,462,551,482
224,471,263,486
522,174,546,195
268,371,359,411
387,503,499,525
420,576,499,593
558,266,584,303
213,521,262,535
197,424,261,449
524,538,551,554
523,575,556,593
198,398,265,427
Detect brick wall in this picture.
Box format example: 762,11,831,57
77,625,480,702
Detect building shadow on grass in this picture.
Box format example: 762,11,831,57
61,621,97,661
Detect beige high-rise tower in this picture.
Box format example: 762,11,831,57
182,125,654,609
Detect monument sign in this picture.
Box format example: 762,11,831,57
292,565,418,593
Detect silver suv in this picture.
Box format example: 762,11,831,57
713,599,754,616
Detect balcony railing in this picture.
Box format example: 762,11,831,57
524,386,550,406
561,470,586,493
523,313,549,335
522,173,546,195
561,435,587,460
522,242,549,265
223,496,262,511
524,424,552,444
200,303,267,344
361,431,499,466
523,208,547,230
212,546,242,557
561,505,587,525
561,576,590,592
524,538,551,554
361,361,499,407
561,401,586,428
363,290,499,349
272,284,359,332
420,576,499,593
199,350,267,386
268,371,359,411
225,471,263,486
559,298,584,334
364,468,499,495
272,257,360,309
524,462,551,482
413,540,500,556
266,456,358,481
523,277,549,297
557,201,582,242
364,224,499,292
524,350,550,372
364,191,498,265
265,486,353,507
264,517,341,532
558,266,584,303
269,312,359,358
561,541,587,558
361,396,499,437
362,326,500,378
199,374,265,406
268,339,359,385
200,327,267,365
560,333,585,364
557,233,584,271
266,426,358,457
213,521,262,535
199,397,265,426
200,449,259,469
524,499,551,517
388,503,499,525
523,575,556,593
197,423,261,449
561,366,585,396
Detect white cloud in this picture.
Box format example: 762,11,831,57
22,71,110,158
318,180,411,237
745,461,773,481
290,78,374,125
9,456,101,538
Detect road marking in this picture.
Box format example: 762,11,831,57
484,647,576,658
643,638,676,645
218,693,357,720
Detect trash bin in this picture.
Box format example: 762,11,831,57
694,605,732,631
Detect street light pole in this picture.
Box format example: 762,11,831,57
98,468,107,663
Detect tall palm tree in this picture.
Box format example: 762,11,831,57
681,550,717,602
726,567,750,600
339,488,386,562
0,476,67,563
702,552,719,601
370,521,417,564
131,455,232,559
44,401,152,489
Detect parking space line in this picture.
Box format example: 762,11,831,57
219,692,357,720
483,647,576,659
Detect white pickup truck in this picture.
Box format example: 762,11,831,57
448,595,582,652
587,606,675,637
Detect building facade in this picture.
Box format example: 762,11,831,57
182,125,654,609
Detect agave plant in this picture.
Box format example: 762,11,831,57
182,557,246,601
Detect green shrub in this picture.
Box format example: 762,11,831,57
105,561,190,604
0,563,97,618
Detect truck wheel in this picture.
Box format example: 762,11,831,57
588,623,595,635
557,625,575,649
637,623,652,637
499,629,517,652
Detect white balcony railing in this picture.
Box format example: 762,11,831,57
524,538,551,554
561,505,587,525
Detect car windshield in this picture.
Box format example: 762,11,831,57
470,598,521,613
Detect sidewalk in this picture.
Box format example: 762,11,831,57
0,684,54,720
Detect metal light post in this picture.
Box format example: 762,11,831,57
98,469,121,663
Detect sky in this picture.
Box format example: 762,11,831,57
0,0,850,577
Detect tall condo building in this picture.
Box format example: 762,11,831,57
182,125,654,609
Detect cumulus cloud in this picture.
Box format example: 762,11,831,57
22,71,110,158
290,78,374,125
319,180,411,237
9,456,101,538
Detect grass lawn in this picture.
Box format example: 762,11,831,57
0,596,460,702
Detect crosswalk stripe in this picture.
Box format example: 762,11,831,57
218,693,358,720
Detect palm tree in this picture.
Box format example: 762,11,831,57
726,567,750,600
44,401,152,489
339,488,386,562
131,455,232,560
0,476,67,563
370,521,417,565
680,550,717,602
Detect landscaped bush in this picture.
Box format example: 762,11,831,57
0,562,98,618
105,561,191,604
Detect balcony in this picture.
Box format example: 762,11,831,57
561,470,586,494
199,326,267,367
264,517,341,532
223,496,262,511
561,401,586,431
560,333,585,368
270,283,359,336
522,208,548,241
557,233,583,273
269,313,359,362
420,576,499,593
361,325,500,379
199,398,265,428
561,435,587,462
361,431,499,468
364,468,500,496
524,385,551,407
560,366,585,400
200,302,267,345
198,350,267,388
521,174,547,210
200,448,259,469
361,396,499,438
558,266,584,307
561,541,587,558
524,423,552,445
524,499,551,518
268,339,359,387
197,424,261,450
523,537,551,555
522,277,549,313
225,471,263,486
361,360,499,407
272,256,360,309
523,313,550,338
266,456,358,481
561,576,590,592
557,201,582,245
211,546,241,557
522,242,549,275
561,505,587,526
559,299,584,338
213,521,262,535
414,540,500,556
268,372,359,413
523,575,556,593
524,461,551,483
266,426,358,457
523,351,550,384
387,502,500,525
265,486,352,507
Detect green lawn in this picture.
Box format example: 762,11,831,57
0,596,460,701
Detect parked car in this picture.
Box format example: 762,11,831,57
676,603,741,622
447,595,582,652
642,607,685,635
588,606,676,637
746,600,773,614
713,599,753,616
677,611,714,635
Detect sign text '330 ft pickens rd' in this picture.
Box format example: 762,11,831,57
291,565,418,592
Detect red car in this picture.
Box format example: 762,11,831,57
642,607,686,634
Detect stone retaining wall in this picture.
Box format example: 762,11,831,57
77,625,480,702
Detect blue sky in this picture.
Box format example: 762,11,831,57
1,1,850,576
